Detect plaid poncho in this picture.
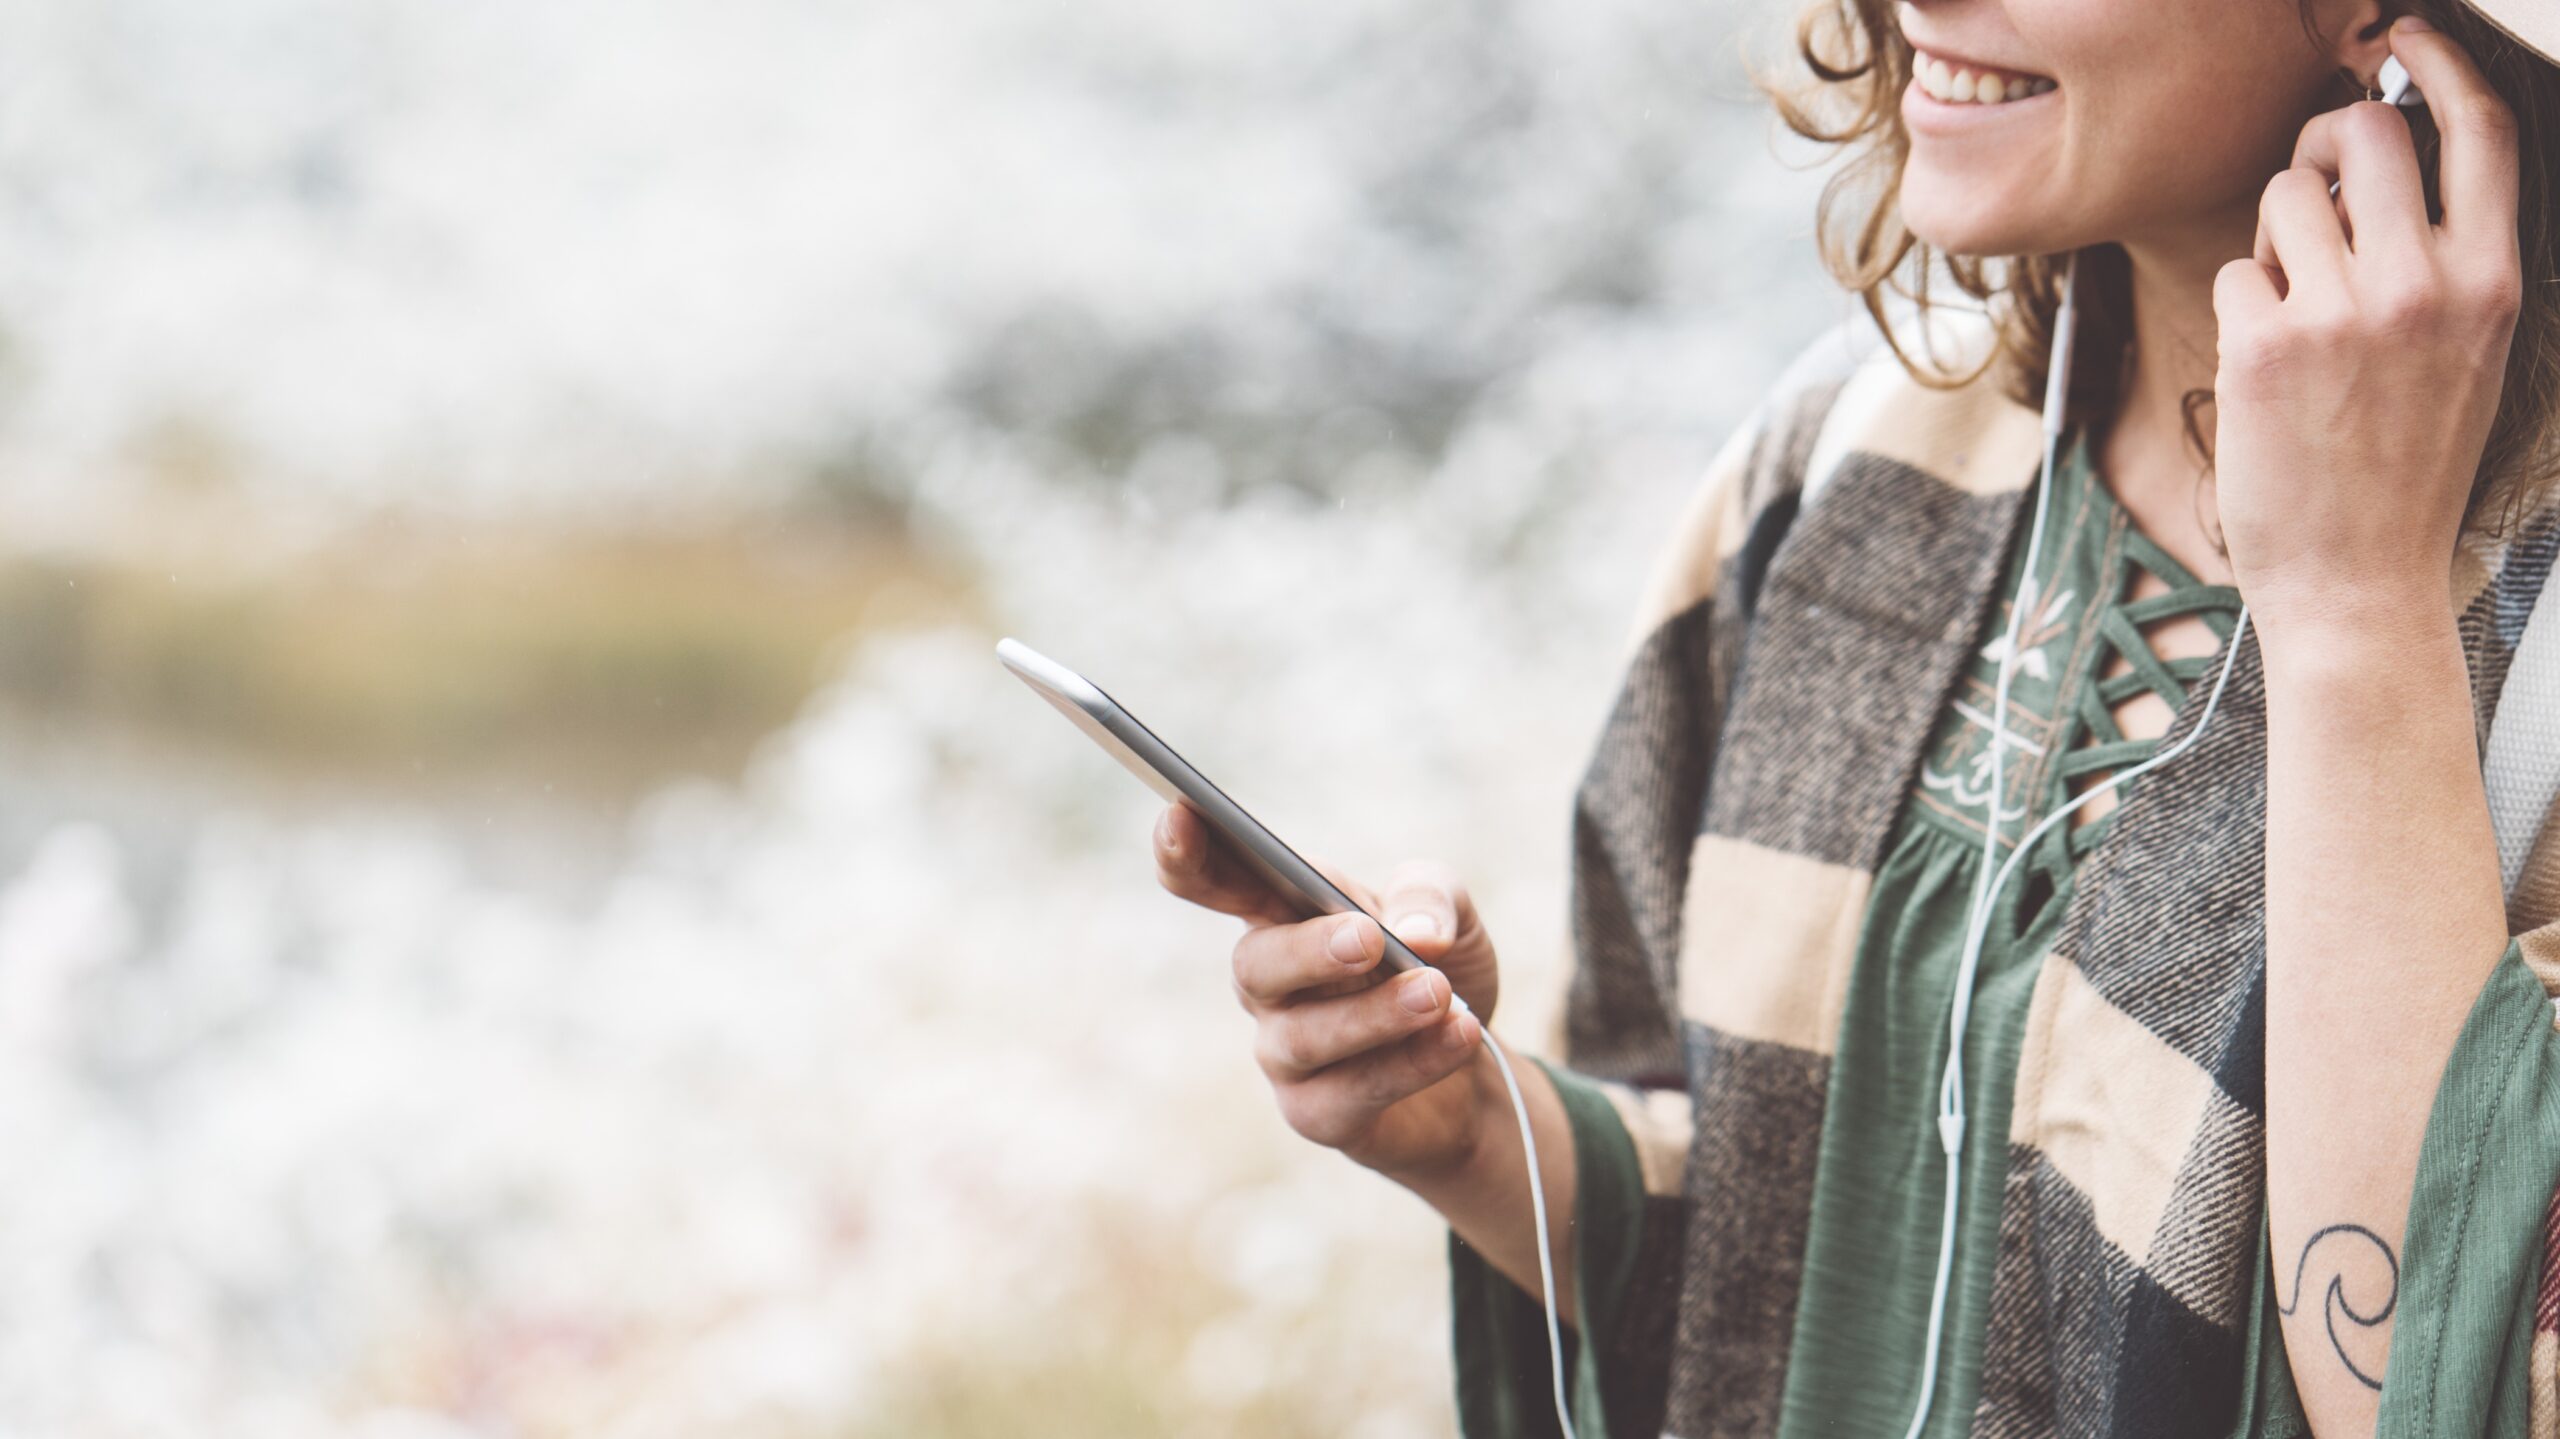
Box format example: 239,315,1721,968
1473,299,2560,1437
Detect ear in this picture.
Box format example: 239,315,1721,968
2324,0,2406,94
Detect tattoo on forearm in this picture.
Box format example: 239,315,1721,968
2274,1223,2400,1391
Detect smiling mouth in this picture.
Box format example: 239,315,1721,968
1911,48,2055,105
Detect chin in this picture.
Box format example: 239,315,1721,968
1900,183,2047,260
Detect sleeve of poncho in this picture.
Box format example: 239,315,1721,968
1450,1054,1676,1439
2362,928,2560,1437
2225,931,2560,1439
1445,314,1863,1437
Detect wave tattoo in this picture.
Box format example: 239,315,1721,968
2274,1222,2400,1390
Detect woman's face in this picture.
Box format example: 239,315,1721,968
1893,0,2378,258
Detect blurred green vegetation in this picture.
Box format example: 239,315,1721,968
0,519,978,802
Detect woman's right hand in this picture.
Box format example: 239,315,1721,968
1151,798,1500,1182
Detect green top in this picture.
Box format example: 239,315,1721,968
1775,419,2238,1436
1450,424,2560,1437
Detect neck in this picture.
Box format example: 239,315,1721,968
2108,229,2245,477
2086,211,2257,582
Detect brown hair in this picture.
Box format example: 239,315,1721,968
1748,0,2560,548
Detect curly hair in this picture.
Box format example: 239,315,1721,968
1747,0,2560,547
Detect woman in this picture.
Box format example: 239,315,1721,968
1152,0,2560,1435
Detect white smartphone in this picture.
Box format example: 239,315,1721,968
996,636,1430,978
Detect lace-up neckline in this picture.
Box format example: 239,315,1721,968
2048,514,2245,858
1907,422,2247,874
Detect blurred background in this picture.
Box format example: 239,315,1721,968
0,0,1858,1433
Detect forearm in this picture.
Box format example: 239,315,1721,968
1389,1039,1584,1328
2258,596,2510,1435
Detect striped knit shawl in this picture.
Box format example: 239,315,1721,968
1549,302,2560,1437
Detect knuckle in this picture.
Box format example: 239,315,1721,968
2291,298,2353,342
2461,98,2518,148
1230,936,1268,1003
1330,1040,1409,1112
1271,1081,1317,1135
1357,1053,1427,1114
2464,268,2524,324
2217,325,2285,387
1398,1027,1461,1092
2264,164,2319,202
1230,949,1268,1010
2211,258,2260,311
2341,100,2405,143
2365,277,2439,331
1253,1022,1294,1078
2308,312,2359,351
1267,1013,1323,1074
1275,1083,1351,1148
1157,854,1212,904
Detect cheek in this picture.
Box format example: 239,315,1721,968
2097,76,2306,218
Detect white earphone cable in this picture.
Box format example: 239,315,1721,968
1899,249,2254,1435
1457,992,1581,1439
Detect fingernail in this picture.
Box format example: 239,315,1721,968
2396,13,2432,32
1330,916,1371,964
1393,911,1440,943
1400,970,1444,1014
1443,1012,1477,1048
1158,812,1179,856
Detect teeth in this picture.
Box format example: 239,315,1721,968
1916,52,2055,104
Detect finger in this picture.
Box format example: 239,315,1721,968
1155,802,1300,928
2386,18,2519,261
2211,256,2285,365
1276,1007,1483,1144
1374,859,1478,953
2257,165,2351,303
1254,965,1452,1080
2291,101,2429,257
1233,909,1385,1007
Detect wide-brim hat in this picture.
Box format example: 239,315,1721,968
2463,0,2559,66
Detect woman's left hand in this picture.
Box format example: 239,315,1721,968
2211,15,2523,644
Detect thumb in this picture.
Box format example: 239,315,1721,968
1378,860,1469,954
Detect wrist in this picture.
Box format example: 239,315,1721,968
2249,578,2459,682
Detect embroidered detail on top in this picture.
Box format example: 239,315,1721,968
1909,428,2243,871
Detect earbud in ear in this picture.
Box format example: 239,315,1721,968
2378,53,2424,107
